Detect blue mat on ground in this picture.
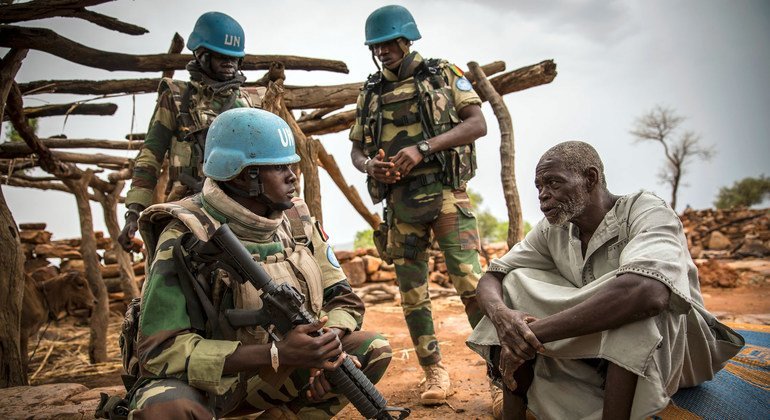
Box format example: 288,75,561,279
664,324,769,419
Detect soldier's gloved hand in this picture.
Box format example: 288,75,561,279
118,204,144,252
278,316,344,370
367,149,401,184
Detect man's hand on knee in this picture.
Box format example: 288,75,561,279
490,305,543,360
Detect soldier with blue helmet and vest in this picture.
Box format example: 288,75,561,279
125,108,392,419
349,4,488,407
118,11,264,252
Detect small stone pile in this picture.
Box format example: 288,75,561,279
680,207,770,259
18,223,145,296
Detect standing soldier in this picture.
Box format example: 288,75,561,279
349,5,488,406
118,11,261,252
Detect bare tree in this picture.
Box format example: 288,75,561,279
630,105,715,210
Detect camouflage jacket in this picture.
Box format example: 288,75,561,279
135,178,363,395
126,78,259,209
349,52,482,201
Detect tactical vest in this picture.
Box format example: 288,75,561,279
142,195,323,335
359,59,477,202
158,79,257,192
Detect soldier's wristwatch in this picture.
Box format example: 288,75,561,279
417,140,432,160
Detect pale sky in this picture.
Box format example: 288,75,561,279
3,0,769,248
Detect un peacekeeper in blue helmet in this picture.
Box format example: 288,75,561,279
351,2,490,412
187,11,246,81
130,107,393,418
203,107,301,212
118,11,257,252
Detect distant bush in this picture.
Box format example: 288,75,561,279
714,175,770,209
354,228,374,249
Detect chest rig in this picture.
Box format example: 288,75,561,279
159,79,255,188
359,59,477,203
139,195,323,345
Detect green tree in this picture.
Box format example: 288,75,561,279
468,189,511,243
354,228,374,249
714,175,770,209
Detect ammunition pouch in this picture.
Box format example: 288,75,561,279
373,221,391,264
388,231,431,262
441,143,476,190
119,297,141,384
366,175,389,205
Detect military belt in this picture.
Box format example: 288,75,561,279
395,171,444,190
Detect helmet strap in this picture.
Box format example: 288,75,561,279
219,167,263,198
397,38,411,56
370,50,382,72
218,168,293,212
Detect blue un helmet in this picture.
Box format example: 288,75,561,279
187,11,246,57
364,5,421,46
203,108,300,181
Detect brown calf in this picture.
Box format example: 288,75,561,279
20,270,97,370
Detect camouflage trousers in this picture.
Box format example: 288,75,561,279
386,184,483,366
129,331,391,419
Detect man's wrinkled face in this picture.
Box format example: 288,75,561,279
208,52,240,81
534,157,590,226
371,39,404,70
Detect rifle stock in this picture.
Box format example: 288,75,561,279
184,224,409,420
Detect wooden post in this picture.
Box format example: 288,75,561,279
468,61,523,246
0,185,27,387
95,180,139,300
315,140,381,229
5,85,109,363
0,48,30,387
62,171,110,363
281,107,323,223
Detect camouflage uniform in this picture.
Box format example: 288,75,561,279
130,179,391,419
125,77,259,208
350,52,483,366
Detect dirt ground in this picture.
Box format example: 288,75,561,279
24,279,769,419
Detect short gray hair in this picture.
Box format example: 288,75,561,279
540,141,607,188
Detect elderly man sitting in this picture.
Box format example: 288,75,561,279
468,141,743,419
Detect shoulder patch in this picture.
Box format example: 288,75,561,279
448,63,465,77
455,77,473,91
315,220,329,242
326,246,341,269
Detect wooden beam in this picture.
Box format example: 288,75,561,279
5,82,75,177
0,25,349,73
19,78,158,95
162,33,184,79
51,150,130,167
487,59,557,98
0,138,143,155
298,109,356,136
0,175,102,202
294,60,557,137
315,140,381,229
3,102,117,120
18,61,508,110
0,1,148,36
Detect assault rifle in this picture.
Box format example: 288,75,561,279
181,224,410,420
